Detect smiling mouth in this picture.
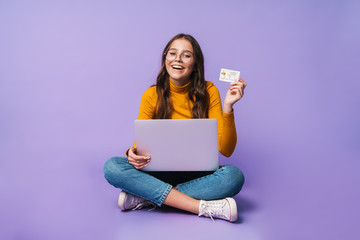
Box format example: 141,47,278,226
172,65,184,70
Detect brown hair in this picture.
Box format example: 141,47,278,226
153,33,209,119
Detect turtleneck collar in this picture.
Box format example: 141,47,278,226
169,78,191,93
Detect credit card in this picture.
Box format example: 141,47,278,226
219,68,240,82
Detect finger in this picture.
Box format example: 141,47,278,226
132,161,149,169
229,89,239,94
129,147,151,161
231,84,246,93
239,88,244,96
235,78,247,86
230,84,243,89
230,82,245,88
230,88,243,97
128,147,137,157
129,150,151,161
130,154,150,161
129,153,145,162
229,86,243,92
239,78,247,87
128,159,141,167
129,157,151,165
130,147,137,154
135,162,148,169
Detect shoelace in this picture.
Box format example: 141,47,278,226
128,197,157,211
200,200,228,223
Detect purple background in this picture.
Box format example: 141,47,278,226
1,0,359,239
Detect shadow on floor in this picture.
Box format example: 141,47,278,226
135,194,257,224
233,195,257,224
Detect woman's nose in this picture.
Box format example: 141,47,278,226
174,53,183,62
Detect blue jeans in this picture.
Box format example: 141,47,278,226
103,157,245,206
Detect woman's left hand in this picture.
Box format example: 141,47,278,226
223,78,247,113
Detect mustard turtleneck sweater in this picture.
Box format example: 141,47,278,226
133,79,237,157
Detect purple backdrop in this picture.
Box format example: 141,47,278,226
1,0,359,239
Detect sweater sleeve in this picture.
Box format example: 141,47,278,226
207,82,237,157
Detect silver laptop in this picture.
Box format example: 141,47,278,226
134,119,219,171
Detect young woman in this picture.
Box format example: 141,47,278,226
103,33,247,222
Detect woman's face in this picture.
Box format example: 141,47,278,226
165,38,195,86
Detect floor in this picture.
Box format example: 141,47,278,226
1,142,359,240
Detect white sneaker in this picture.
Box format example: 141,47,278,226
118,191,155,211
198,198,238,222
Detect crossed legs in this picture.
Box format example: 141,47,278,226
104,156,244,214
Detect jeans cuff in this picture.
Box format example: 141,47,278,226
155,184,173,207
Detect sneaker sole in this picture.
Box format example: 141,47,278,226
118,191,127,210
226,198,238,222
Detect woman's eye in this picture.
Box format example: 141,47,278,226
184,54,192,58
168,52,176,56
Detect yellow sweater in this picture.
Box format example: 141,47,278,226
133,79,237,157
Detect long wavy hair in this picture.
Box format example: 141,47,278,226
153,33,209,119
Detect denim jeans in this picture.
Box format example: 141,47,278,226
103,156,245,206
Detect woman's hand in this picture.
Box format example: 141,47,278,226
127,147,151,169
223,78,247,113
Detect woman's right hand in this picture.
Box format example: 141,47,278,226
127,147,151,169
